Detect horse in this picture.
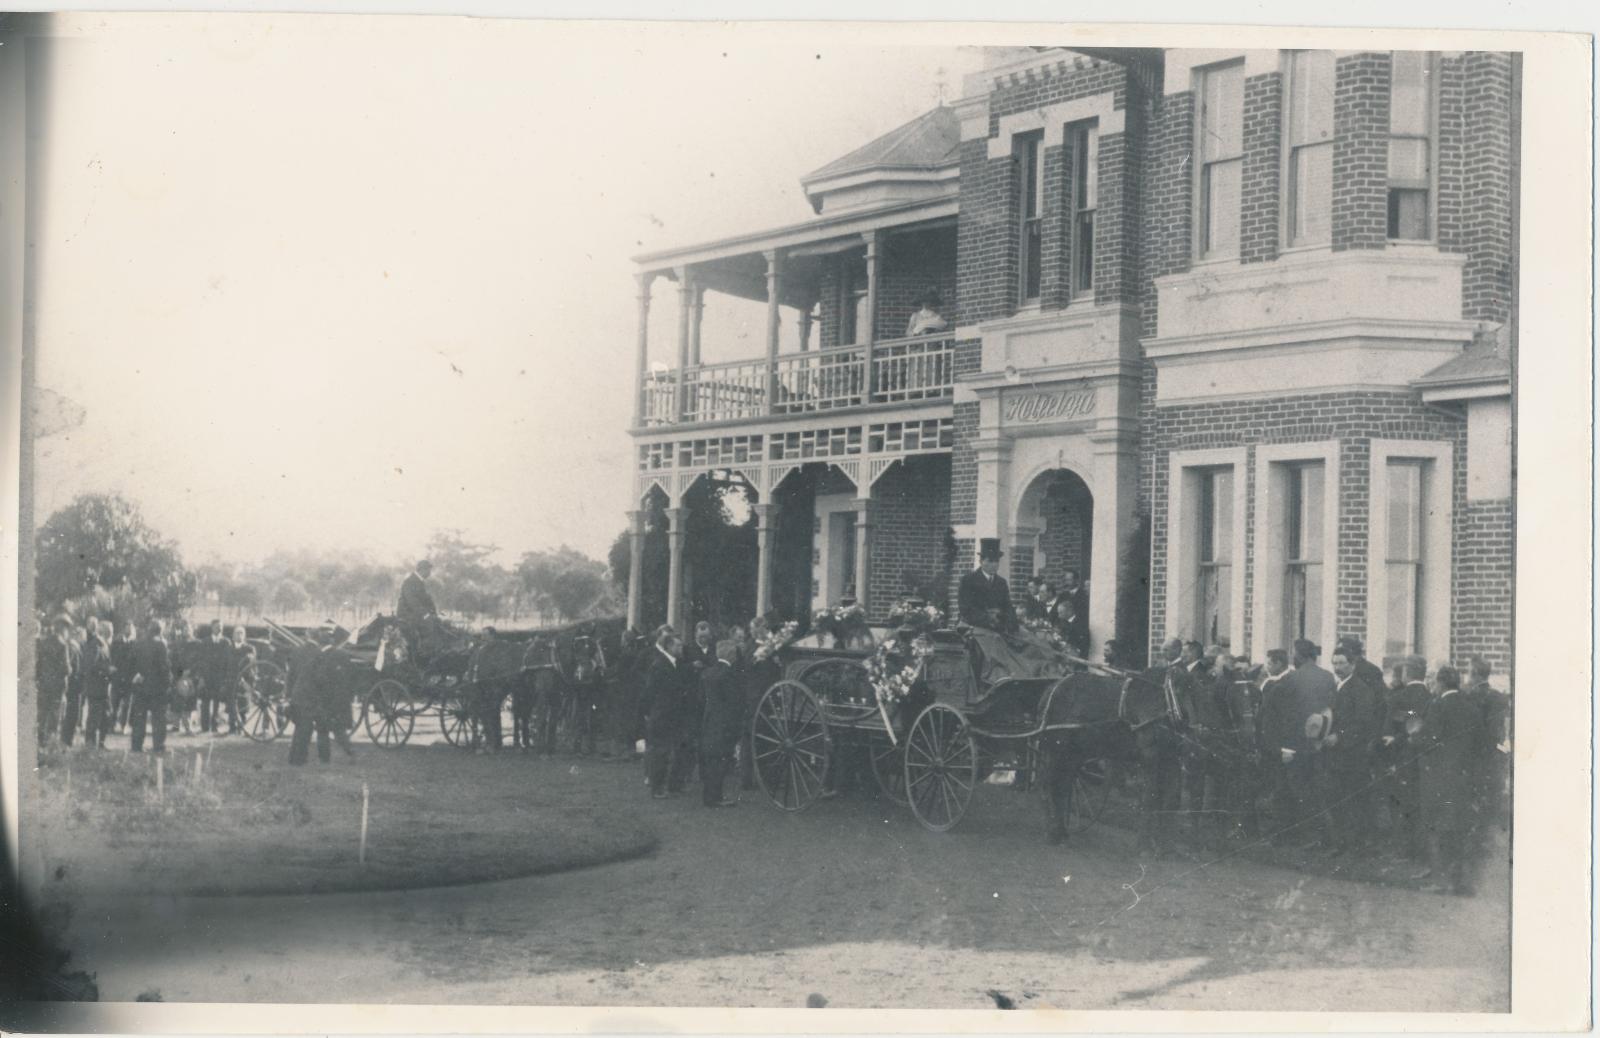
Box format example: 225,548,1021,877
1036,666,1179,848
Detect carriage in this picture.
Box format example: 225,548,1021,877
750,619,1130,834
231,617,485,749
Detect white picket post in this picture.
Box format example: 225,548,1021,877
359,782,370,866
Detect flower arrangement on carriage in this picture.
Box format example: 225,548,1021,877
1021,616,1070,655
810,602,869,648
751,620,800,663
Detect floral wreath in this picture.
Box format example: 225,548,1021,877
751,620,800,663
865,631,937,708
883,597,946,635
1021,616,1070,655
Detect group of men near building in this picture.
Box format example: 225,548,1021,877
1138,635,1508,895
33,613,258,754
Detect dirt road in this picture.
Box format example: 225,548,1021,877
51,744,1509,1010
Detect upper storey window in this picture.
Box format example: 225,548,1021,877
1388,51,1439,241
1016,131,1045,305
1196,61,1244,260
1283,50,1335,247
1070,122,1098,297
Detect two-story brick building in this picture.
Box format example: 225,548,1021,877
622,45,1517,673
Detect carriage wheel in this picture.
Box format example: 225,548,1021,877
239,661,289,743
869,735,908,805
438,690,478,749
751,680,830,812
363,678,416,749
1066,756,1113,834
903,702,977,832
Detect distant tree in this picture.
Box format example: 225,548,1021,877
423,530,509,620
517,546,608,623
271,578,309,615
607,530,631,595
34,493,195,618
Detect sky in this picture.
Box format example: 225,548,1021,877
30,14,984,569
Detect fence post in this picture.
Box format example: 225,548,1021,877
359,782,370,866
156,757,164,800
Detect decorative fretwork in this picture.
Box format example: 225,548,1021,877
767,425,863,462
867,417,954,454
639,442,675,472
676,434,765,470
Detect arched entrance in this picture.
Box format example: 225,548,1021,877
1018,469,1094,593
680,470,759,629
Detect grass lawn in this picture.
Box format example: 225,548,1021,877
30,736,658,897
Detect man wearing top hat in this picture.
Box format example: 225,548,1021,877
958,539,1016,633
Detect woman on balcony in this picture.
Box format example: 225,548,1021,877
904,288,949,337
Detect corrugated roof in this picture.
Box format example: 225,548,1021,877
1415,323,1513,386
802,105,960,185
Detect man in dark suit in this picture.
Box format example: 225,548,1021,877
129,620,173,754
957,539,1015,632
1326,646,1381,852
1256,648,1308,842
1414,664,1485,895
34,615,73,747
1059,570,1090,655
288,624,354,765
1464,654,1510,854
699,641,744,808
643,631,691,798
1380,654,1433,861
110,619,138,732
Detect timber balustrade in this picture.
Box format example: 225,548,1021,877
639,333,955,428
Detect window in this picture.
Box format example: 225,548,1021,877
1196,468,1234,648
1197,62,1244,259
1016,131,1045,304
1383,461,1425,657
1284,50,1334,246
841,255,869,345
1070,123,1098,296
1388,51,1437,240
1284,463,1325,646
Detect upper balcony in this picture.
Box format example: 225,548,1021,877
640,331,956,428
628,105,961,435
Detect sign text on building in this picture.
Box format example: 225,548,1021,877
1003,389,1096,424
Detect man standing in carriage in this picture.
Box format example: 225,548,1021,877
957,539,1016,632
396,559,443,660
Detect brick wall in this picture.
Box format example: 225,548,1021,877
1095,121,1142,305
1331,52,1390,252
1240,71,1282,264
817,255,846,350
1459,51,1515,325
1138,90,1194,339
1146,390,1468,660
949,399,980,525
1038,142,1074,310
1453,498,1513,675
955,138,1017,325
867,453,951,619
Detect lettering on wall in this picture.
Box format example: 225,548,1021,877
1003,389,1096,425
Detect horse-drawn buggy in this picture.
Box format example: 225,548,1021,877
750,605,1173,839
230,614,625,753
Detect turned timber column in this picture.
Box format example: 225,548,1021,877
632,273,653,426
665,505,688,631
753,502,776,618
853,496,872,618
763,249,782,415
625,509,646,631
687,285,705,368
675,268,693,422
862,230,880,400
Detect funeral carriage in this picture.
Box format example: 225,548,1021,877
749,602,1135,834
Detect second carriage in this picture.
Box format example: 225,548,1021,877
750,617,1121,834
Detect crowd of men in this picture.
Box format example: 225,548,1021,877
1136,634,1510,896
33,613,260,754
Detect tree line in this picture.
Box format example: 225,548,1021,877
33,493,621,632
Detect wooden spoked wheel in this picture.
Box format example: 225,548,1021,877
363,678,416,749
903,702,977,832
238,661,289,742
751,680,831,812
1066,756,1113,834
869,734,909,805
438,689,479,749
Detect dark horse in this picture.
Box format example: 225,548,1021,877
1037,666,1180,848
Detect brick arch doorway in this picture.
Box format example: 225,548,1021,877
1016,467,1094,597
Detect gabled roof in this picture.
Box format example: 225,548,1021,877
1414,323,1512,389
801,105,960,188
